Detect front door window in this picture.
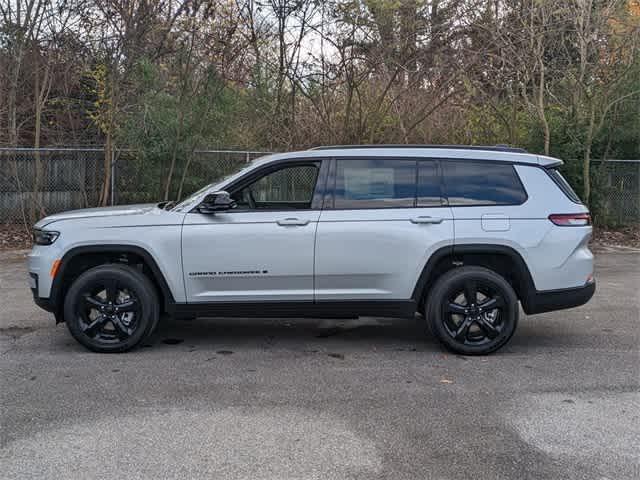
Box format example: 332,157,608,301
233,164,319,210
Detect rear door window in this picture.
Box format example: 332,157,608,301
333,159,416,209
417,160,443,206
442,160,527,206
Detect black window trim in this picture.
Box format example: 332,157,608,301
545,167,583,205
189,157,330,213
325,156,450,211
323,156,528,211
192,156,530,213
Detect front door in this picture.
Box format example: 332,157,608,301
182,160,325,303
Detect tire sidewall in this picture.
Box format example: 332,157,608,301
64,264,159,353
426,266,519,355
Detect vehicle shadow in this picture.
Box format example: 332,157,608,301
146,315,441,352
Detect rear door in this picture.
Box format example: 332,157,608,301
314,158,454,301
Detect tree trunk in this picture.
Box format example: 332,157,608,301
583,105,596,205
7,40,24,147
536,58,550,155
32,51,52,221
164,105,185,201
177,151,194,201
100,133,113,206
33,63,43,223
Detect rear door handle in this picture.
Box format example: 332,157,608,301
410,216,443,224
277,217,310,226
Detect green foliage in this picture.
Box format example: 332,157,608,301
117,60,240,200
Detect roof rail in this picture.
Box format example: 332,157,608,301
309,144,528,153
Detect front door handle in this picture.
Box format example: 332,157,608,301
410,216,443,224
277,217,310,226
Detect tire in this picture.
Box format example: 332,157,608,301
63,264,160,353
425,266,518,355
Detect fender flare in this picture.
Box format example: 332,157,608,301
49,244,175,314
411,243,537,311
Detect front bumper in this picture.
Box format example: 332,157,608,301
523,281,596,315
30,272,61,321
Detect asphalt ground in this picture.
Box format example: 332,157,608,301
1,249,638,479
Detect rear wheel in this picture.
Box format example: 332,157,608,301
64,264,159,353
425,266,518,355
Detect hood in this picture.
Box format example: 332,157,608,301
35,204,158,228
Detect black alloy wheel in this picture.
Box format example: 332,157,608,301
64,264,159,353
426,266,518,355
443,280,505,346
78,279,140,343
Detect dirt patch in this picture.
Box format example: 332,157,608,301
0,326,36,338
0,224,31,251
591,225,640,249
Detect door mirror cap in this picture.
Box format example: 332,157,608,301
197,191,237,214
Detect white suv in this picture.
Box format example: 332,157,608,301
28,145,595,354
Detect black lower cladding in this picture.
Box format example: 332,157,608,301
29,272,39,299
31,273,64,323
168,300,417,319
524,282,595,315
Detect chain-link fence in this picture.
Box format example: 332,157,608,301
591,160,640,226
112,149,267,205
0,148,269,225
0,148,105,225
1,148,639,226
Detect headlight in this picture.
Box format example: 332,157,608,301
33,229,60,245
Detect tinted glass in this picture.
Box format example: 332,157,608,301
547,168,582,204
234,164,319,209
334,159,416,209
442,161,527,205
250,165,318,202
417,160,442,206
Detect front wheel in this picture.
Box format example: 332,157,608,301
64,264,160,353
425,266,519,355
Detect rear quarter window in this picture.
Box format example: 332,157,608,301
546,168,583,204
442,160,527,206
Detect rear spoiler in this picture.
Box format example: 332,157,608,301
537,155,563,168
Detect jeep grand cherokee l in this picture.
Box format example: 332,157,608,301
28,145,595,354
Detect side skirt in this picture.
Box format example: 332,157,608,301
167,300,417,319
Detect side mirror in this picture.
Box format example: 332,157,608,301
197,191,236,214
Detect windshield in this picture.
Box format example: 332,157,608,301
171,155,269,211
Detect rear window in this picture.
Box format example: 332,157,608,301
442,161,527,206
546,168,583,204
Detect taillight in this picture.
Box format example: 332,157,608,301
548,213,591,226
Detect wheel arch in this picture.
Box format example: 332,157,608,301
50,244,175,320
412,244,537,312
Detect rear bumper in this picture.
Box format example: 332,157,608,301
523,281,595,315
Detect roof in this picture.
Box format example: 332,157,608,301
255,145,562,168
311,144,528,153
